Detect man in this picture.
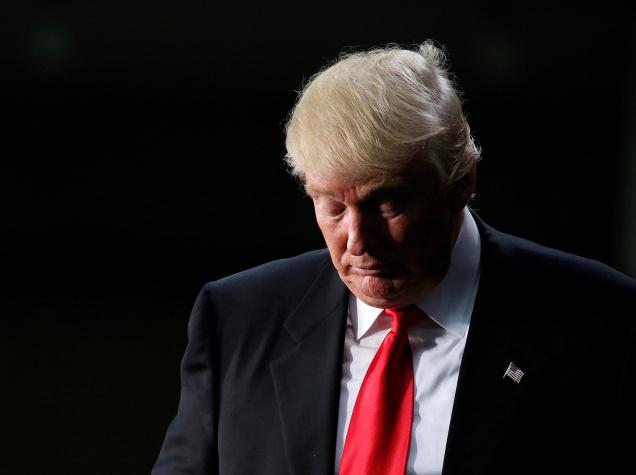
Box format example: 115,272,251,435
152,42,636,475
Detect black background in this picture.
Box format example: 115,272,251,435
3,3,635,474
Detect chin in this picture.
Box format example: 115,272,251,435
348,276,418,308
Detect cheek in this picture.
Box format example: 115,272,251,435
316,220,346,253
388,215,443,262
407,215,456,272
384,217,416,251
386,219,409,243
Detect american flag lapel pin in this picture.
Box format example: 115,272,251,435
503,362,524,383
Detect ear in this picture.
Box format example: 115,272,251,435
449,159,477,211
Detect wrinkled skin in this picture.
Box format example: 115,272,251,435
306,167,473,309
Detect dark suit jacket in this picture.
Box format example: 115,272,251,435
152,215,636,475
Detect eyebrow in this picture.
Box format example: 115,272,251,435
304,184,330,196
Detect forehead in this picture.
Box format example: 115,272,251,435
305,168,437,198
305,173,411,197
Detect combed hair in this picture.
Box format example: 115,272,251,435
284,41,480,195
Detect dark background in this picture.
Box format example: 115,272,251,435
3,3,635,474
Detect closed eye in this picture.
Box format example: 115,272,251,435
379,201,403,217
314,197,346,218
364,187,411,218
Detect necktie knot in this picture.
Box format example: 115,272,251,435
385,305,424,334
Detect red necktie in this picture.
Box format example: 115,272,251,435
339,305,424,475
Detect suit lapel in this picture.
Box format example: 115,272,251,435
442,215,549,475
270,259,348,475
270,214,550,475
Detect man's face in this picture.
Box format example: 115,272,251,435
306,169,467,309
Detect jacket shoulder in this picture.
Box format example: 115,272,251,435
475,212,635,293
211,248,331,292
478,218,636,314
195,249,335,321
509,231,634,293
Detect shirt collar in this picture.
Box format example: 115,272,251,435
351,207,481,340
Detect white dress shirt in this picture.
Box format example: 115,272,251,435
334,207,481,475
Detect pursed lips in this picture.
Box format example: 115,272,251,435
348,262,395,276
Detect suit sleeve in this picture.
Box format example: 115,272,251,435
152,283,218,475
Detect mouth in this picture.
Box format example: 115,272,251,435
350,262,395,276
352,267,385,276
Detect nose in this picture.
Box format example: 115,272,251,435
346,209,375,256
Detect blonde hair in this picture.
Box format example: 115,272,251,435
284,41,480,195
